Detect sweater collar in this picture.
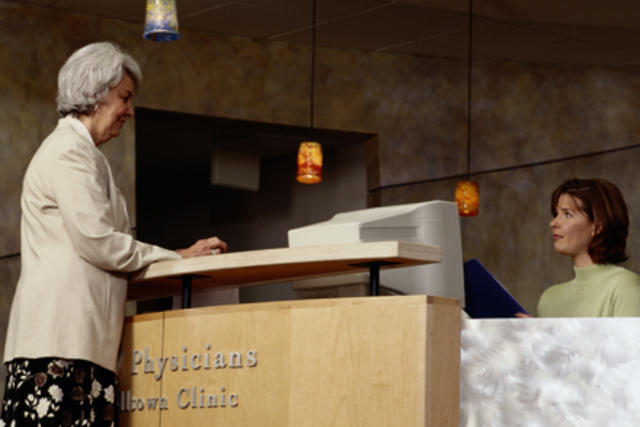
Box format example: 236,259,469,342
574,263,612,281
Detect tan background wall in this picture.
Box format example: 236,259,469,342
1,1,640,397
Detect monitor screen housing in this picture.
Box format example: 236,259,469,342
288,200,464,303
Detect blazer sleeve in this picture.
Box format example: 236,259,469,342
52,143,180,272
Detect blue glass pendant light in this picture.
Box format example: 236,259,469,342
143,0,180,42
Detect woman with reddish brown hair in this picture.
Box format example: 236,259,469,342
537,178,640,317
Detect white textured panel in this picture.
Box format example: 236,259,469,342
461,318,640,427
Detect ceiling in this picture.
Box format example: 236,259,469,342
12,0,640,65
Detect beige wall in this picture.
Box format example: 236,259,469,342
375,61,640,312
2,1,640,398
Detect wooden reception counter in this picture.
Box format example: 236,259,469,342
122,241,460,426
127,241,443,301
119,295,460,426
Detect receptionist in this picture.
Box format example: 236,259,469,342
522,178,640,317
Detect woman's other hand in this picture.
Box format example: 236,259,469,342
176,237,228,258
514,312,534,318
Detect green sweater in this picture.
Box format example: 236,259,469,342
537,264,640,317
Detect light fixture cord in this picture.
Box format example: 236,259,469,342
309,0,317,141
466,0,473,180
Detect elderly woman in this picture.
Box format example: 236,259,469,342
1,42,226,425
536,178,640,317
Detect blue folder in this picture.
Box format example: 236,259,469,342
463,258,528,318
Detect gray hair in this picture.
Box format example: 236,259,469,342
56,42,142,117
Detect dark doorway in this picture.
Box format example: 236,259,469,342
135,108,375,305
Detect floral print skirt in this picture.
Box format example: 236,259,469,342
1,358,117,426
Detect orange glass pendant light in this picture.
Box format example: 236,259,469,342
297,0,323,184
456,0,479,216
456,180,479,216
297,141,322,184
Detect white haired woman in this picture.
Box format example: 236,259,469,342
1,42,226,426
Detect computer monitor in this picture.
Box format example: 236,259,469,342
288,200,464,302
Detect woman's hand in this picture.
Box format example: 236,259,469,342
514,312,534,318
176,237,228,258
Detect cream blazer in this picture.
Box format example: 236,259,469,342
3,117,180,372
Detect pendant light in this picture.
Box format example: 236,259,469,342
297,0,322,184
456,0,479,216
143,0,181,42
